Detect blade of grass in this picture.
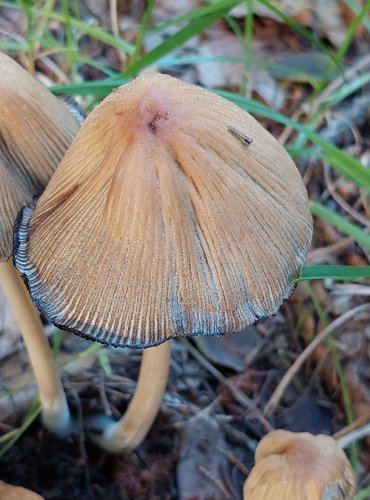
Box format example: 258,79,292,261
50,78,127,96
128,0,156,67
321,72,370,109
61,0,78,76
239,0,254,95
306,283,358,471
294,265,370,283
16,0,35,72
0,401,41,457
0,40,27,50
343,0,370,35
310,201,370,250
224,12,244,40
156,54,323,76
37,8,134,54
355,486,370,500
149,0,243,34
0,1,134,54
123,5,236,77
334,1,370,64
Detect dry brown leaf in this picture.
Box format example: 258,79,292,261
194,327,261,372
231,0,347,47
177,411,230,500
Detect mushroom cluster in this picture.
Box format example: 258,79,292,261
243,430,356,499
14,73,312,451
0,52,81,434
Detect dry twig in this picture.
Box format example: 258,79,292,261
264,303,370,415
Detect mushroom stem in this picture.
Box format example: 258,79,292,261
87,340,171,452
0,259,71,435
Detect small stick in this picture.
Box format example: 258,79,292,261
336,421,370,449
264,303,370,416
186,341,273,432
227,125,253,146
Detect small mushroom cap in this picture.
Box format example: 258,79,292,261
0,480,44,499
0,51,81,261
243,430,356,500
14,73,312,348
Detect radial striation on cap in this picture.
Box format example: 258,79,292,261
14,73,313,348
0,52,81,261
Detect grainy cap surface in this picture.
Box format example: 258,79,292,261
0,52,81,261
14,73,312,348
243,430,356,500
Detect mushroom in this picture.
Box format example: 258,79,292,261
0,480,44,499
13,73,312,451
243,429,356,499
0,52,81,434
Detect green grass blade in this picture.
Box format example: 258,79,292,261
50,79,127,96
334,1,370,63
128,0,156,66
295,265,370,283
0,41,27,50
37,9,134,54
0,402,40,458
344,0,370,34
123,6,235,77
150,0,242,33
355,486,370,500
322,72,370,109
310,201,370,250
0,1,134,54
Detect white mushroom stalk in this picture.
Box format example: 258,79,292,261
0,260,70,434
87,342,171,452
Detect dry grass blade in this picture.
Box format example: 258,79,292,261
186,341,273,432
336,421,370,449
264,303,370,416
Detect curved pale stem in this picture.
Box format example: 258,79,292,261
0,259,71,435
87,340,171,453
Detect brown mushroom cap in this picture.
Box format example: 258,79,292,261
14,73,312,347
0,52,81,261
0,480,44,499
243,430,356,499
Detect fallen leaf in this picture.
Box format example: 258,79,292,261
231,0,347,47
193,327,261,372
177,411,231,500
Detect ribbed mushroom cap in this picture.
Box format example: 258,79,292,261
243,430,356,500
14,73,312,348
0,51,81,261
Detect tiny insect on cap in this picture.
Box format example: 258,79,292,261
14,72,313,348
0,52,81,262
